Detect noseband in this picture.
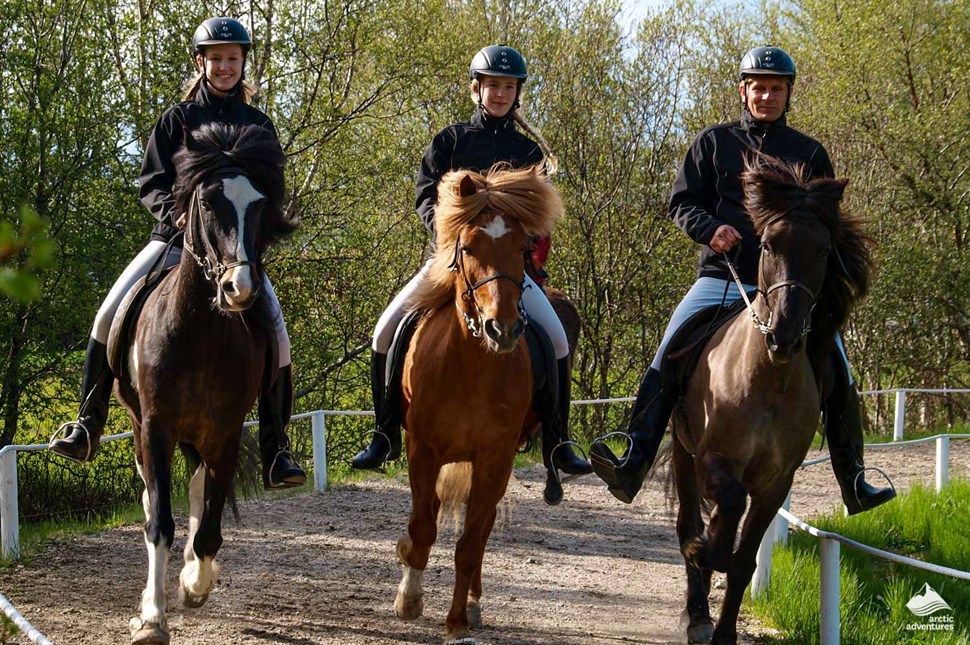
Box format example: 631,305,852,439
447,235,528,338
182,168,258,284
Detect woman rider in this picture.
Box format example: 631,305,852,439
49,17,306,490
351,45,592,503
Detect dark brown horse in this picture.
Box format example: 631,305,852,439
114,123,295,645
671,155,871,644
394,165,562,644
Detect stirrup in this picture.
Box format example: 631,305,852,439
265,449,304,489
847,465,896,509
360,429,396,470
548,440,591,485
49,421,96,463
590,431,635,467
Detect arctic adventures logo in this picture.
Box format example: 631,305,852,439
905,583,954,633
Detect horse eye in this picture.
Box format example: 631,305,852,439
200,199,212,211
461,246,472,255
762,245,772,256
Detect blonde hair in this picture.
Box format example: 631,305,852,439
470,78,559,176
181,71,259,104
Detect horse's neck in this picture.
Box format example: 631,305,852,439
171,255,220,321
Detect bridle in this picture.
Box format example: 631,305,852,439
182,168,258,284
447,234,528,338
724,237,820,339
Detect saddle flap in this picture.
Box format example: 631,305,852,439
106,268,175,377
660,297,751,396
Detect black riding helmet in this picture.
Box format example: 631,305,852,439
739,46,796,115
191,17,252,56
739,46,796,82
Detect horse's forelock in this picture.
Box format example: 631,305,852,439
173,123,295,249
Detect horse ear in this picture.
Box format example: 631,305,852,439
457,173,478,198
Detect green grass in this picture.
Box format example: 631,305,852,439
749,479,970,644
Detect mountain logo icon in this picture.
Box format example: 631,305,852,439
906,583,953,617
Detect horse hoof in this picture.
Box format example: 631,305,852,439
179,584,210,608
688,621,714,644
129,618,170,645
395,592,424,620
467,599,482,628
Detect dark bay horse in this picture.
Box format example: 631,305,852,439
114,123,295,644
671,156,872,644
394,165,562,644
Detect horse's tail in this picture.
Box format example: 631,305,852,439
436,462,473,531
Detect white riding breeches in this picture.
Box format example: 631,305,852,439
91,240,291,367
372,259,569,359
650,276,852,383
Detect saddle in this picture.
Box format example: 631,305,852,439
659,297,751,398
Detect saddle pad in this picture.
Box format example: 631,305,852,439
106,270,174,377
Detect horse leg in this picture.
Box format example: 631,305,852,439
672,439,714,644
689,452,746,573
711,491,788,645
466,504,498,631
130,426,175,645
395,446,440,621
180,446,236,608
445,456,513,642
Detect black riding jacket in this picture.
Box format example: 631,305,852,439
139,81,278,243
669,112,834,285
415,108,543,244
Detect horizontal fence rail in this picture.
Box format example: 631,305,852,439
0,591,54,645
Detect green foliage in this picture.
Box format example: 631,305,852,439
0,614,20,643
0,206,53,302
750,480,970,644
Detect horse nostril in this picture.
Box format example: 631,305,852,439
765,332,779,352
222,281,237,296
484,319,502,341
511,318,525,339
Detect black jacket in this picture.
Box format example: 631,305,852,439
669,112,834,284
138,81,278,243
415,108,543,243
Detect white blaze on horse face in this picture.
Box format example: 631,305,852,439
480,215,511,240
221,175,264,301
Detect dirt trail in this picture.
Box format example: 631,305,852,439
4,440,967,644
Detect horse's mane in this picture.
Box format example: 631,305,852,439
172,123,297,251
742,154,874,340
407,164,563,312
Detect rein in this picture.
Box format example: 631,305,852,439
723,245,817,338
182,171,257,283
447,235,528,338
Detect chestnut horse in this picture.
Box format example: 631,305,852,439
394,165,562,644
114,123,295,644
671,155,871,644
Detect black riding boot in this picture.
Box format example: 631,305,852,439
825,359,896,515
351,352,403,470
589,367,673,504
540,357,592,506
259,364,307,490
49,338,114,462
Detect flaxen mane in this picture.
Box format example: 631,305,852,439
173,123,297,252
742,154,873,342
407,164,563,312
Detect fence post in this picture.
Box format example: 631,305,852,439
0,449,20,560
752,524,774,598
776,490,791,546
893,391,906,441
820,537,841,645
936,435,950,493
311,411,327,493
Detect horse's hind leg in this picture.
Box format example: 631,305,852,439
693,451,746,573
445,456,512,641
130,426,175,645
180,446,237,608
711,491,788,645
673,439,713,644
395,445,440,621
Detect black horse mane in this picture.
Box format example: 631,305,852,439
172,123,297,251
742,154,874,342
